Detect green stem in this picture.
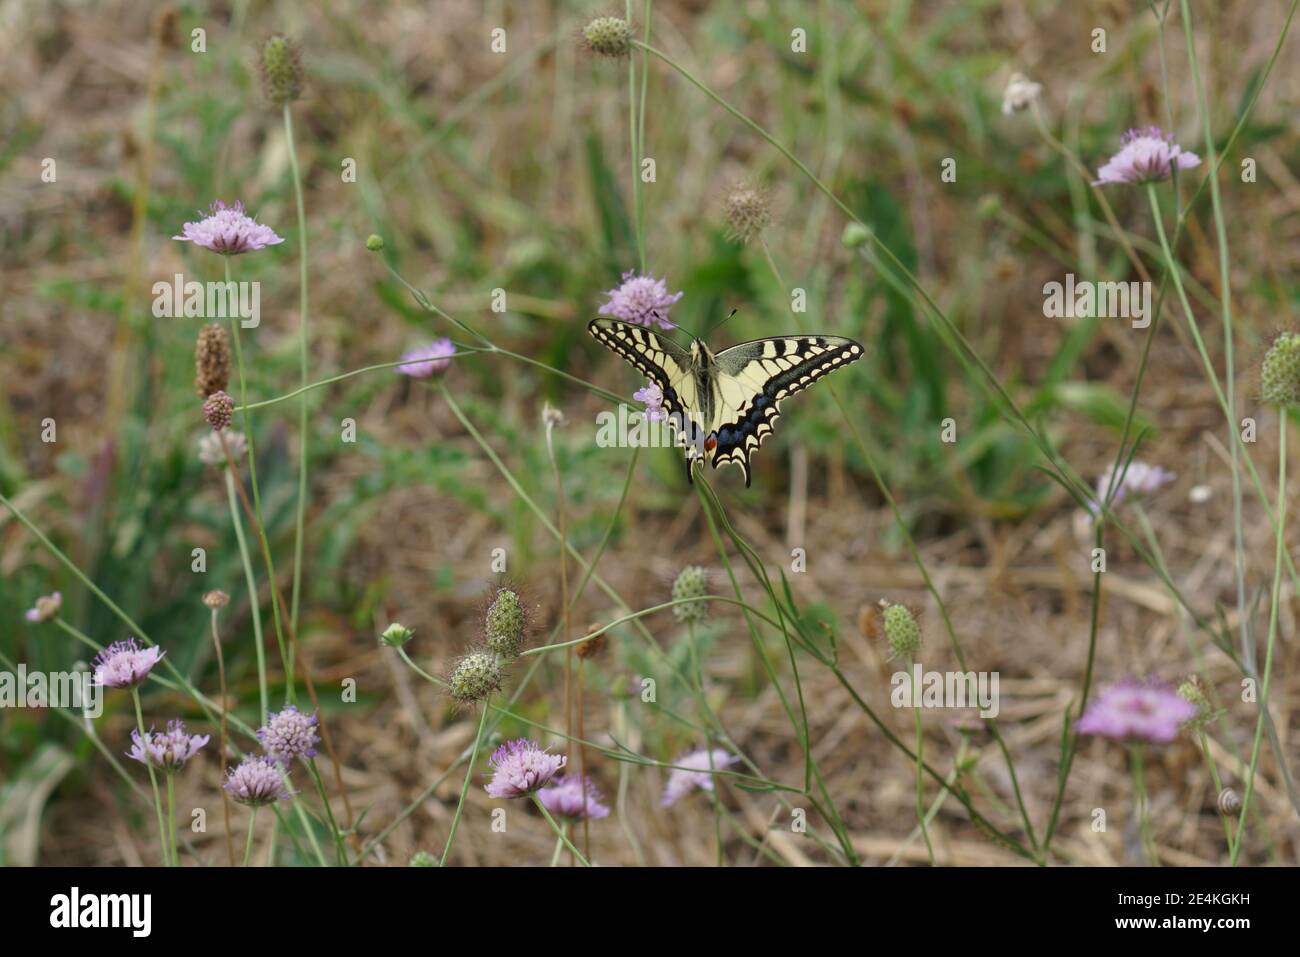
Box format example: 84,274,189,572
132,688,170,866
440,701,490,866
243,808,258,866
910,657,934,864
283,102,310,640
533,796,591,866
1131,744,1157,866
1230,412,1287,865
227,471,268,722
307,759,349,867
166,772,178,867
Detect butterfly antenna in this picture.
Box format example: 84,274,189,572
703,307,740,340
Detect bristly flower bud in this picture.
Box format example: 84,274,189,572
448,651,502,704
203,390,235,431
485,589,526,659
380,622,414,648
724,181,771,245
195,323,231,397
1261,332,1300,406
409,850,438,867
881,601,921,659
203,589,230,610
365,234,385,252
1177,676,1221,728
259,34,304,105
671,565,709,624
582,16,633,58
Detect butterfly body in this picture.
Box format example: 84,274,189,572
588,318,864,486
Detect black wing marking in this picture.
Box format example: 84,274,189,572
708,335,865,487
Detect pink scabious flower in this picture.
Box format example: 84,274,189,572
538,774,611,821
1076,680,1198,744
128,720,209,772
598,270,684,330
1093,127,1201,186
173,200,284,255
633,382,666,422
1090,461,1175,513
484,738,566,799
256,704,320,765
93,638,164,689
224,756,294,807
661,748,738,807
397,338,455,378
24,591,61,623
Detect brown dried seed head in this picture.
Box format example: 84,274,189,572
195,323,232,397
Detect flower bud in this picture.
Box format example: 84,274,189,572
365,234,385,252
409,850,438,867
840,222,871,249
380,622,414,648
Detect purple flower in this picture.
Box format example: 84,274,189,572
129,720,209,772
538,774,611,821
224,756,294,806
633,382,666,422
24,591,61,624
257,704,320,764
93,638,165,689
173,200,285,255
1091,461,1175,513
598,270,684,330
661,748,738,806
397,338,455,378
1076,680,1198,744
484,738,566,799
1093,127,1201,186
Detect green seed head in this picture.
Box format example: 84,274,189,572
259,34,303,105
1177,677,1220,728
448,651,502,704
380,622,414,648
1261,332,1300,406
365,234,385,252
882,602,921,659
671,565,708,624
582,16,633,58
409,850,437,867
485,588,526,659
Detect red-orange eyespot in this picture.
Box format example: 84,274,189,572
704,435,718,452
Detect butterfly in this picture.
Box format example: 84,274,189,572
588,317,865,486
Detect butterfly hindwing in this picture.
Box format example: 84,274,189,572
708,336,864,486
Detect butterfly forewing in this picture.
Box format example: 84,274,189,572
708,336,864,486
587,319,708,455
